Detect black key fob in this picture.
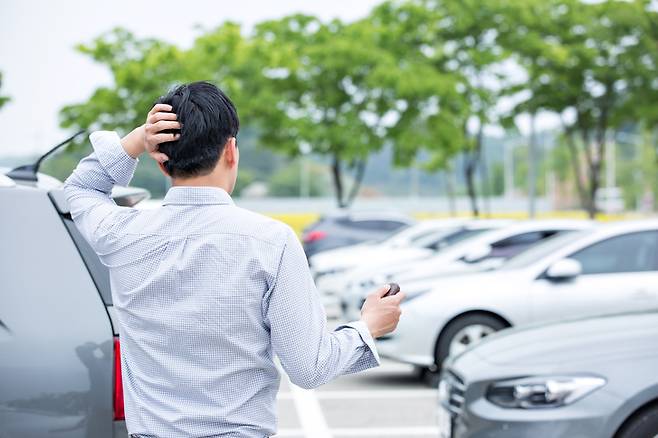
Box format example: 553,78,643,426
384,282,400,297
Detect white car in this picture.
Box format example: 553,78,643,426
340,220,592,321
313,219,511,307
376,220,658,373
309,218,468,280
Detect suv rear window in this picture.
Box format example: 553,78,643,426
62,216,113,305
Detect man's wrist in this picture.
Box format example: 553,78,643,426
120,126,146,159
360,317,381,339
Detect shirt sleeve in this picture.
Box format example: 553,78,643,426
63,131,139,252
264,226,380,389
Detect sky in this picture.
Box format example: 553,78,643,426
0,0,382,157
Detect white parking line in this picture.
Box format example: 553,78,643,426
278,389,435,400
289,381,333,438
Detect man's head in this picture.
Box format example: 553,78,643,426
156,81,240,191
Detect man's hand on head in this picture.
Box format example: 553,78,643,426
120,104,180,162
144,104,180,163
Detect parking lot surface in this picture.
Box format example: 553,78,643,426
274,320,438,438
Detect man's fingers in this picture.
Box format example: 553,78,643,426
147,111,178,125
150,120,181,132
148,104,173,116
150,132,180,144
150,151,170,164
381,290,405,304
370,284,392,299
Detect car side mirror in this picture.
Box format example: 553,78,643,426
463,245,492,263
545,259,582,281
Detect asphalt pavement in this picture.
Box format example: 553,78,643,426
273,319,439,438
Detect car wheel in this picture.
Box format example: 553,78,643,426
435,314,507,367
616,405,658,438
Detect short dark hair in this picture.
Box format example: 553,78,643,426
156,81,239,178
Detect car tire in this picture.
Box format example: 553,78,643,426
616,405,658,438
435,314,507,368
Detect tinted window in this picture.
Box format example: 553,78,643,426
424,228,489,251
62,216,112,304
570,231,658,274
501,230,589,270
489,230,560,259
349,220,407,231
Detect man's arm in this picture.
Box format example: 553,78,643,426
63,104,179,249
264,226,403,389
63,130,141,250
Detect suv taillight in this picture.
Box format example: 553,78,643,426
113,337,125,420
303,230,327,243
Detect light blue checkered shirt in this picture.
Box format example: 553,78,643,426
64,131,380,438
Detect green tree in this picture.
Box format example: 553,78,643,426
369,0,513,216
246,15,391,207
503,0,658,217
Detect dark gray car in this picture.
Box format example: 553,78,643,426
302,211,414,258
439,312,658,438
0,170,146,437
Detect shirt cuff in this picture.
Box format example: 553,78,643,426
89,131,139,187
337,320,381,365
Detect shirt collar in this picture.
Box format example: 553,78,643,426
162,186,235,206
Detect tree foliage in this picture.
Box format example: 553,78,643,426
56,0,658,213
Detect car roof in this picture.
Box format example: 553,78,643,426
1,167,150,211
322,210,415,223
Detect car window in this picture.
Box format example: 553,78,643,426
423,228,489,251
570,231,658,275
501,230,589,270
62,216,112,305
349,219,407,231
488,230,561,259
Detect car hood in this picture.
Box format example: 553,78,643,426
341,247,437,279
465,312,658,368
310,243,378,271
396,259,493,284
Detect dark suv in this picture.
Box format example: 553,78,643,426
0,169,147,437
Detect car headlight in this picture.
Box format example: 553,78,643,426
486,376,606,409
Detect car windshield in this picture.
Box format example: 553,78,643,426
499,230,591,270
418,227,490,251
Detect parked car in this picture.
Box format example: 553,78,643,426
376,220,658,374
439,311,658,438
315,219,511,308
301,210,414,258
340,220,591,321
0,165,148,437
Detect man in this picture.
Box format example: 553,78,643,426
64,81,404,438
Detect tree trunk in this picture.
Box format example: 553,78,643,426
346,158,367,207
464,123,484,217
445,167,457,217
331,154,346,208
464,154,479,217
562,122,588,211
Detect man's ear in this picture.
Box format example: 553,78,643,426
157,161,171,177
223,137,238,167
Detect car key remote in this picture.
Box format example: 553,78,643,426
384,282,400,297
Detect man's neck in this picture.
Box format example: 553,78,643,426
171,175,231,193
